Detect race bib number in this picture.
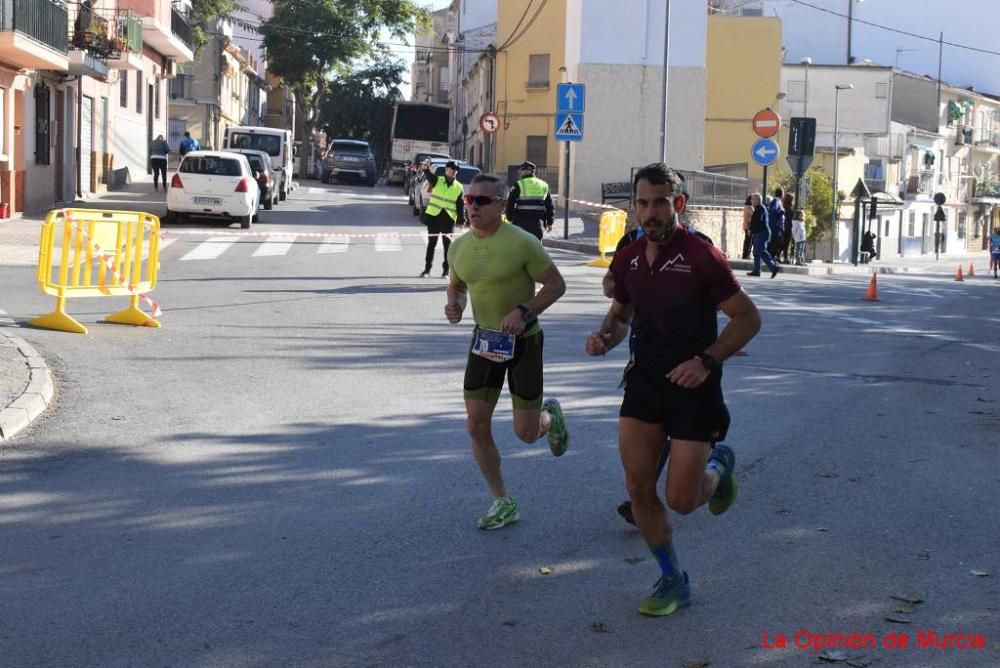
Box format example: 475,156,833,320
472,328,516,363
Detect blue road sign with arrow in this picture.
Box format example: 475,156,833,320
752,137,780,167
557,83,585,113
555,112,584,142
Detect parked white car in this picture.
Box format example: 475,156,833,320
167,151,260,229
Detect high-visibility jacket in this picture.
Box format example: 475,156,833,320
425,178,463,221
513,176,550,219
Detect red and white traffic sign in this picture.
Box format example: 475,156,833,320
480,112,500,134
752,108,781,138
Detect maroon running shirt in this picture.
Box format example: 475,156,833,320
610,226,741,369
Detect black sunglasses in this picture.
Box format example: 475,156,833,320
463,195,502,206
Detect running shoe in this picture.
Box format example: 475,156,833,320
477,497,519,530
638,571,691,616
707,443,737,516
542,398,569,456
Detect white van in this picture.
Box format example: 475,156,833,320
222,126,295,201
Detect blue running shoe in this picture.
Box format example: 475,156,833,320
638,572,691,616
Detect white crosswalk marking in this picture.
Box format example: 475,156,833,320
252,235,298,257
143,237,175,260
374,236,403,252
318,237,350,254
180,236,238,261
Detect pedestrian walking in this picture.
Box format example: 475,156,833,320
149,134,169,192
990,227,1000,279
179,131,200,156
445,174,570,530
767,188,785,261
420,160,464,278
791,209,807,266
741,195,753,260
505,161,555,240
585,163,762,616
747,193,781,278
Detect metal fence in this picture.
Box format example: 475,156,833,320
627,167,749,208
170,6,192,48
505,165,560,194
1,0,68,53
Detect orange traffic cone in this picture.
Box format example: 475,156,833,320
863,273,879,301
968,263,975,277
955,265,964,282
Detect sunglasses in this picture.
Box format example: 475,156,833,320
463,195,502,206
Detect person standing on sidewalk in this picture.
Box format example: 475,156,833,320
991,227,1000,279
748,193,781,278
791,209,807,266
420,160,465,278
767,188,785,262
505,161,555,240
149,134,170,192
741,195,753,260
585,162,762,616
445,174,570,530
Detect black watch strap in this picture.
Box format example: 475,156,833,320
518,304,536,321
696,352,718,371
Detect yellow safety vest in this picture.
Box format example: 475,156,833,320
425,178,464,221
515,176,550,216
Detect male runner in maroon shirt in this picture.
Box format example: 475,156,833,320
585,163,762,617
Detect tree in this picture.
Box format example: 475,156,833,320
261,0,426,178
319,59,406,170
770,166,836,241
186,0,244,51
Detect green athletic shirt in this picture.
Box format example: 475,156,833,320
448,222,553,335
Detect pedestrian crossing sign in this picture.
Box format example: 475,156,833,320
555,112,584,142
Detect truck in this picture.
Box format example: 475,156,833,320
387,102,450,185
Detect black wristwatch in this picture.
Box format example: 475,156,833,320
518,304,536,322
695,352,718,371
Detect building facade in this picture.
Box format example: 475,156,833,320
411,8,449,105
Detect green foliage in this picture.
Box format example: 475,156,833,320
186,0,244,51
319,59,407,169
768,165,835,241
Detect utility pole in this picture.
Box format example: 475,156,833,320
936,32,943,117
659,0,671,162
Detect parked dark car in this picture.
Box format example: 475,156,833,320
412,160,481,217
227,148,277,209
405,152,451,203
324,139,377,186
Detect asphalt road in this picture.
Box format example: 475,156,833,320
0,182,998,667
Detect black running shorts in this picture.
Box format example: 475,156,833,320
464,329,544,410
620,363,730,442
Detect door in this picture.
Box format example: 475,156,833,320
80,95,93,195
54,90,63,199
146,82,154,174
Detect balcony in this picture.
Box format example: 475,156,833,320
974,180,1000,201
0,0,69,70
68,2,112,77
107,10,143,69
864,178,886,194
118,0,192,62
972,128,1000,153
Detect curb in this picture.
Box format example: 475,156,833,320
0,330,54,442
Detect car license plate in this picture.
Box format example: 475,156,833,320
194,196,222,205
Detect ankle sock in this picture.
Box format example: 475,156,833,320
650,543,681,578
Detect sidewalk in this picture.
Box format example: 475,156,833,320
0,330,54,442
541,208,995,277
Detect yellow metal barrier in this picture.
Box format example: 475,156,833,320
587,210,627,267
30,208,162,334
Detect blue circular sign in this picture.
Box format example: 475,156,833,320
751,138,780,167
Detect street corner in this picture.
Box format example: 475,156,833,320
0,329,55,443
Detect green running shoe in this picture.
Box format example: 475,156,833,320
542,398,569,456
638,572,691,617
708,443,737,516
477,497,520,530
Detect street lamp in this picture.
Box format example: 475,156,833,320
800,56,812,118
830,83,854,263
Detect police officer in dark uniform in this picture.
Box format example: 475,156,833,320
505,161,554,240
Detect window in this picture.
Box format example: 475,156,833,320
180,156,242,176
228,131,282,156
938,150,944,184
958,211,967,238
787,80,805,103
908,211,915,236
34,84,50,165
136,70,143,113
527,54,550,88
884,219,890,236
525,135,547,167
875,82,888,99
120,69,128,107
440,67,449,91
154,77,160,119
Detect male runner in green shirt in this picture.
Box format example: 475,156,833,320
445,174,570,530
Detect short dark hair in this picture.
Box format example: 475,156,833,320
184,131,191,137
471,173,509,199
632,162,683,197
774,187,784,197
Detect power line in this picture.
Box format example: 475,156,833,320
496,0,533,51
498,0,549,52
787,0,1000,59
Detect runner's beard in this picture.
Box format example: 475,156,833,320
644,216,677,242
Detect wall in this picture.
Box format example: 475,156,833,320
112,47,168,180
704,16,782,173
